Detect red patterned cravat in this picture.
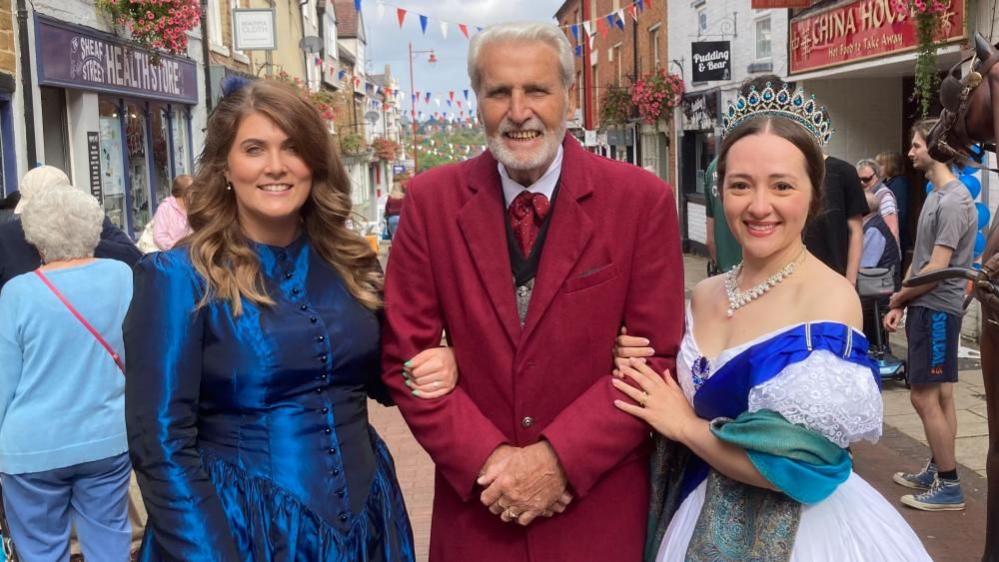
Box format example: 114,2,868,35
508,191,550,257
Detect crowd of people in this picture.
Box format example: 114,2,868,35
0,18,987,562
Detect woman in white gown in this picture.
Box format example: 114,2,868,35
611,84,931,562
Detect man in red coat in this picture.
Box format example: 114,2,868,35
381,21,684,561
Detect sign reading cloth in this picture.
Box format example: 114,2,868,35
34,15,198,104
233,9,277,51
691,42,731,82
87,132,103,201
789,0,966,74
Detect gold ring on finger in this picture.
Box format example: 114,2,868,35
640,391,649,407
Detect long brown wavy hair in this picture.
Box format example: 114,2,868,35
185,79,381,315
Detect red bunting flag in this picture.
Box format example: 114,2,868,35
457,100,462,109
627,5,637,21
595,18,609,39
449,91,455,102
458,24,469,38
645,0,653,8
396,8,407,28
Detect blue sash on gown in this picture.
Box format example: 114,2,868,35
677,322,879,505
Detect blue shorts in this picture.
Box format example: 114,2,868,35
905,306,960,384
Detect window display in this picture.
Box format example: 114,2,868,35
126,101,152,233
99,97,126,229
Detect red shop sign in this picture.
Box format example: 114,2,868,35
789,0,966,74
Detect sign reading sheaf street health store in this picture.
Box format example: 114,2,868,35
34,15,198,104
789,0,966,74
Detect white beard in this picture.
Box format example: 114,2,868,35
487,123,566,176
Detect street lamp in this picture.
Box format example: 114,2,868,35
408,43,436,173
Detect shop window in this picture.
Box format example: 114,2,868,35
756,17,772,61
170,106,193,177
697,9,707,36
150,105,172,205
99,97,127,230
126,101,152,234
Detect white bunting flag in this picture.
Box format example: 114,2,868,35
440,21,448,39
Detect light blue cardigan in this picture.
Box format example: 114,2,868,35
0,259,131,474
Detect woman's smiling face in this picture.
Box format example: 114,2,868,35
721,131,814,261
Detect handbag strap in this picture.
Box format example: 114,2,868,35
33,269,125,375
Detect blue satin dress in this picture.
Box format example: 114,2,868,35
123,237,414,562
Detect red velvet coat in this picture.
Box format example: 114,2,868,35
381,136,684,562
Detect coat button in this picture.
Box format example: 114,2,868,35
309,316,318,323
292,287,300,295
328,447,336,454
521,416,534,428
336,489,346,498
338,512,349,522
319,354,328,362
321,407,329,414
300,304,308,311
315,387,323,394
316,335,325,342
324,427,332,434
284,272,293,280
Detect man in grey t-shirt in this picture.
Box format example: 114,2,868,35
884,120,977,512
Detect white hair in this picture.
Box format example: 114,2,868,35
13,165,71,214
467,21,575,95
22,187,104,262
856,158,882,178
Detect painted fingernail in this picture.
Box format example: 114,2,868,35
404,379,412,387
411,389,421,397
404,360,412,367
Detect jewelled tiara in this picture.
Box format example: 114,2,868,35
722,83,833,146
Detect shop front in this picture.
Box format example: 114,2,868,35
35,14,198,237
787,0,966,168
677,88,720,253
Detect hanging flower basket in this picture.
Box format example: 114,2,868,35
631,68,685,124
600,86,633,127
340,133,368,157
371,137,400,161
96,0,201,57
275,71,338,121
893,0,950,117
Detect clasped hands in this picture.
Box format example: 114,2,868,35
477,441,572,526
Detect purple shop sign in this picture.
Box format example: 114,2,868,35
35,15,198,104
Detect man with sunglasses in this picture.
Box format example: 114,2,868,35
857,158,900,245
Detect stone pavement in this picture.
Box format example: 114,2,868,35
369,252,992,561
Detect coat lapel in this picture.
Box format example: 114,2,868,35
457,154,521,345
520,137,595,346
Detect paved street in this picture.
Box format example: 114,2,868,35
370,252,992,562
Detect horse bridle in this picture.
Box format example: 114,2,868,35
927,34,999,171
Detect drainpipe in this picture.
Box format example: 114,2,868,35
16,0,36,167
632,11,641,166
200,0,213,112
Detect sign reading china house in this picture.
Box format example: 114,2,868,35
34,15,198,104
789,0,966,74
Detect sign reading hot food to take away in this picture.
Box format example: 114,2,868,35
691,41,731,82
35,15,198,104
789,0,966,74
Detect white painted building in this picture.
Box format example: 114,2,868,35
668,0,789,251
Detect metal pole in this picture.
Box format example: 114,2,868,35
200,0,213,112
408,43,418,173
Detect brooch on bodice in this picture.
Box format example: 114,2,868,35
691,356,711,390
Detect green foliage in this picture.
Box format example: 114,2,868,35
600,86,632,127
339,133,367,156
914,12,941,118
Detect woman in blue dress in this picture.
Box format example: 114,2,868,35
611,85,930,561
124,79,455,561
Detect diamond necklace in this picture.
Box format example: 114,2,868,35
724,247,807,318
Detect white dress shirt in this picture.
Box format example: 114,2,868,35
498,145,564,209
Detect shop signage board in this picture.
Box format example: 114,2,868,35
681,90,719,131
233,9,277,51
789,0,966,74
87,132,102,201
691,42,731,82
34,15,198,104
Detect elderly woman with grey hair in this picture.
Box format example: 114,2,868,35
0,187,132,561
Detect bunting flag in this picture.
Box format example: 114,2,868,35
419,14,429,34
448,91,455,102
570,24,579,41
615,9,626,29
456,100,462,109
462,89,469,100
605,14,616,29
425,92,431,103
440,21,448,39
354,0,361,12
446,99,452,107
582,21,592,37
396,8,407,28
458,24,469,39
414,90,420,99
627,4,638,21
575,44,583,57
595,18,609,39
376,2,385,21
338,70,347,80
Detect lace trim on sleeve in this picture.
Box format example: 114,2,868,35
747,349,882,448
